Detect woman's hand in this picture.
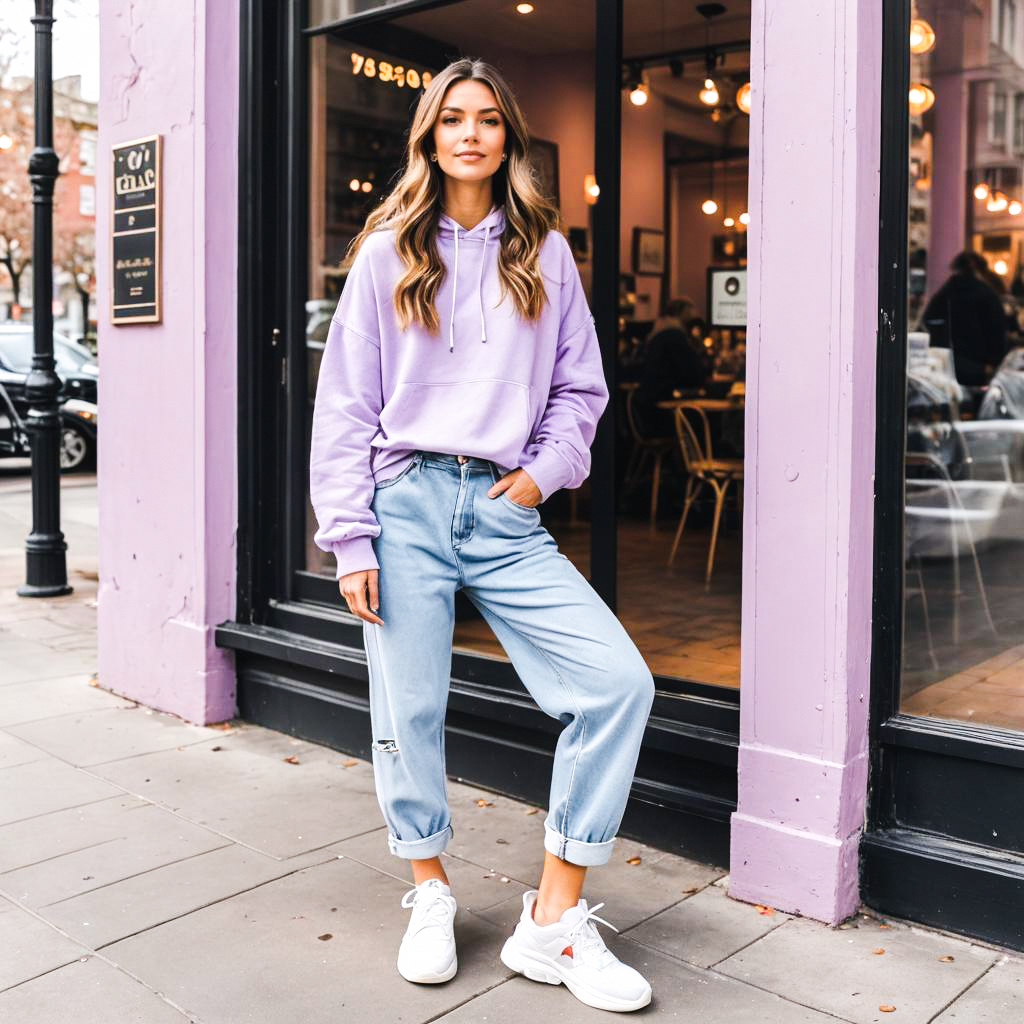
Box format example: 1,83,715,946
339,569,384,625
487,468,542,509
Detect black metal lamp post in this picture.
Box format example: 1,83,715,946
18,0,71,598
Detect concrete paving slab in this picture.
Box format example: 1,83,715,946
0,650,101,686
0,795,147,873
39,842,339,948
330,826,531,914
1,801,231,908
435,934,843,1023
90,729,393,858
627,882,792,968
6,706,236,766
716,914,999,1024
0,955,193,1022
0,673,135,725
104,855,514,1024
933,955,1024,1022
0,897,90,992
0,729,51,769
0,757,125,826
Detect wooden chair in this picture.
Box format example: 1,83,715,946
667,402,744,585
623,384,676,528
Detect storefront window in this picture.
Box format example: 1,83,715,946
900,0,1024,732
302,0,751,693
616,2,750,689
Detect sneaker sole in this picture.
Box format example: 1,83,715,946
397,952,457,984
499,936,651,1012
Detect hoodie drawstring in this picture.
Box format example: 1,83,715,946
447,220,491,353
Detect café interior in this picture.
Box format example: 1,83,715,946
305,0,1024,736
304,0,752,695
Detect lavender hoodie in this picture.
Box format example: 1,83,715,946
309,203,609,579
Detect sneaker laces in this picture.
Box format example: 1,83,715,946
563,901,620,969
401,884,456,936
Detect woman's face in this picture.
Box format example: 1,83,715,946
431,79,507,184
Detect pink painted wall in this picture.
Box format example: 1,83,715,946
729,0,881,924
96,1,239,724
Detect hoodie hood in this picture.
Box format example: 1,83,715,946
436,204,506,352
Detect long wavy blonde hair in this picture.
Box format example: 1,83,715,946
342,58,565,334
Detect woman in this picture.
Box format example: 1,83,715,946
309,58,655,1013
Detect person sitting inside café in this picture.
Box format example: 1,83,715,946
632,297,711,438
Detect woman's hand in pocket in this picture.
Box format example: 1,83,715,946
487,468,541,508
340,569,384,625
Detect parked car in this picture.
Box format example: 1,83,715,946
0,377,97,472
0,324,99,416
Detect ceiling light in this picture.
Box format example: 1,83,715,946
700,78,719,106
630,83,649,106
974,182,990,200
909,83,935,115
995,258,1009,275
1011,200,1023,216
584,173,600,204
739,212,750,225
910,19,936,54
736,82,751,115
516,2,534,12
0,134,12,151
702,198,719,215
724,216,735,227
987,191,1008,212
349,179,360,191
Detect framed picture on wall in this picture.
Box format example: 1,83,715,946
632,227,664,275
568,226,589,261
526,137,559,207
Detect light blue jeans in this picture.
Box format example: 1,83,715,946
362,450,655,867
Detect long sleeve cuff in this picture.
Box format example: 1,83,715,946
519,444,576,503
331,536,380,580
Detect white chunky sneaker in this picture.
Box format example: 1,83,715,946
396,877,458,983
499,889,652,1012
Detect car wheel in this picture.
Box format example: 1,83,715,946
59,423,92,472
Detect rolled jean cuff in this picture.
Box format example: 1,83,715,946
387,821,454,859
543,819,617,866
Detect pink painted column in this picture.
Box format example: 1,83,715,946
729,0,882,923
95,1,239,724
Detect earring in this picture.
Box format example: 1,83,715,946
430,152,438,162
501,153,507,161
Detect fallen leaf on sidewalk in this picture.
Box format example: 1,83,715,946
681,887,699,894
476,799,494,807
318,933,333,941
340,759,359,767
872,948,886,955
87,675,99,688
525,808,539,815
626,856,642,865
283,756,300,764
209,722,234,731
880,1006,896,1013
938,955,955,963
755,905,775,915
211,746,223,752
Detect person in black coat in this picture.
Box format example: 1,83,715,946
921,250,1008,386
632,298,710,438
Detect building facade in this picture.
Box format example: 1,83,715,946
95,0,1024,951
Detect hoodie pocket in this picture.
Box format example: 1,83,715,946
378,379,532,468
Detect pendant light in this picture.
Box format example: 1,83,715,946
697,3,725,107
910,19,936,54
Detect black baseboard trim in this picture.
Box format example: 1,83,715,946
861,828,1024,952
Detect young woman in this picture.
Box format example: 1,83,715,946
309,57,655,1013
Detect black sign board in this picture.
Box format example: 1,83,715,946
111,134,161,324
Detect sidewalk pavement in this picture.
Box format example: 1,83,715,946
1,474,1023,1023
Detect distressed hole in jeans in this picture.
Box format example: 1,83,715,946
372,738,399,754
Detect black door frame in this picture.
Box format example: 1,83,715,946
218,0,741,868
861,0,1024,951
